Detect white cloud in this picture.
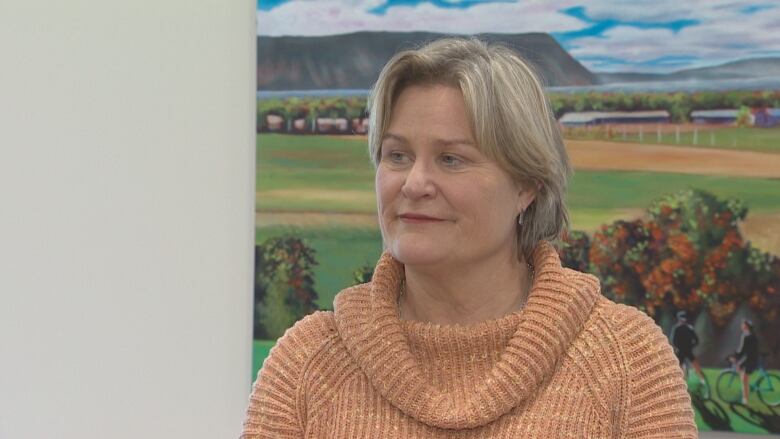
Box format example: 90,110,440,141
257,0,780,73
257,1,585,36
574,0,765,23
569,4,780,72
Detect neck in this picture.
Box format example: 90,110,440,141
399,248,533,326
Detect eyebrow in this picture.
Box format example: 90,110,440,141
435,137,476,148
382,132,476,148
381,133,407,144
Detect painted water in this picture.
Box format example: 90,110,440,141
257,76,780,99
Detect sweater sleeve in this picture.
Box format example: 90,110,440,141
240,312,333,439
612,304,697,438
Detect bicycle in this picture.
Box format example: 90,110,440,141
682,357,710,399
715,353,780,406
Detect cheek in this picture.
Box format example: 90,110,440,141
375,168,402,210
463,179,518,228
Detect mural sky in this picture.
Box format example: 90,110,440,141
257,0,780,73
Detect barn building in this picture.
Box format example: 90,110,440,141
559,110,671,127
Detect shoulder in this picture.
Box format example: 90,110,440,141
268,310,338,364
288,309,337,337
593,300,696,435
254,310,339,388
563,297,654,379
599,299,663,338
556,269,664,351
577,297,679,393
598,300,674,365
242,311,339,438
557,268,666,349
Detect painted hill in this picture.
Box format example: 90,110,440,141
257,31,597,90
597,57,780,84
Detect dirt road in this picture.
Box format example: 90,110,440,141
567,140,780,178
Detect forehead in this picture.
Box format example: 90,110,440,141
387,84,475,141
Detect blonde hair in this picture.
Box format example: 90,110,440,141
367,37,572,262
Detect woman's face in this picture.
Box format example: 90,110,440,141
375,84,536,268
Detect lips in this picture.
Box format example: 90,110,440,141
399,213,445,222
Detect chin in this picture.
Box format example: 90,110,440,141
388,236,450,267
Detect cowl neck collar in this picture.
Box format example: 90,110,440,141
333,242,601,429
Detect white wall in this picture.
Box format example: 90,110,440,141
0,1,255,438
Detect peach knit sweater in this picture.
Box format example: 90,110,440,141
241,242,697,438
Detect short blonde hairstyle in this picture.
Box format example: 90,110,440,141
367,37,572,262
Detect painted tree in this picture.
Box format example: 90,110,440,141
559,230,591,273
561,189,779,366
581,189,778,328
588,220,651,309
640,190,749,325
254,236,319,339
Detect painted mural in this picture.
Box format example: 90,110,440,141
254,0,780,433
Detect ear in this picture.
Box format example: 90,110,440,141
516,179,540,214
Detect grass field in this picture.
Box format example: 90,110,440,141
564,126,780,154
687,368,780,434
255,133,780,302
568,170,780,212
257,170,780,213
257,134,372,191
254,208,647,313
256,225,383,310
623,126,780,154
251,340,275,381
257,134,780,213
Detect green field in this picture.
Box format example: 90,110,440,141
251,339,275,381
256,225,383,310
564,126,780,154
568,170,780,212
255,133,780,307
623,126,780,154
687,368,780,434
257,169,780,213
257,134,373,192
256,212,647,318
258,134,780,213
254,210,642,313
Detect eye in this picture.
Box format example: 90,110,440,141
383,149,411,165
440,154,464,168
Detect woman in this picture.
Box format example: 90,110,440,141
241,38,696,438
731,319,759,404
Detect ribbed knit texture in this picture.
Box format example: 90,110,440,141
241,242,697,438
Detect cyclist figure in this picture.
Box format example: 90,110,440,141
729,319,759,404
671,311,706,384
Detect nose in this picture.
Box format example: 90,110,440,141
401,159,437,200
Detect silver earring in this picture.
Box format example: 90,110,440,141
517,209,525,225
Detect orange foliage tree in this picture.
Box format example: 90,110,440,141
563,190,779,332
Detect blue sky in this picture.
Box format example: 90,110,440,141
257,0,780,73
